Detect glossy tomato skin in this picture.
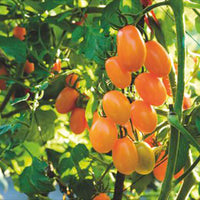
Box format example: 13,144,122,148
112,137,138,175
183,95,191,110
135,72,167,106
117,25,146,72
66,73,79,88
24,60,35,74
52,59,61,72
135,141,155,175
89,117,118,153
13,26,26,41
162,76,172,97
131,100,157,133
0,65,7,90
70,108,87,134
55,87,79,114
145,41,171,77
93,193,110,200
105,56,131,89
102,90,131,125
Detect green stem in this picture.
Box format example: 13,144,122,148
98,163,113,183
168,114,200,152
158,0,185,199
174,155,200,185
134,1,170,25
155,109,168,117
130,119,138,141
168,67,177,103
176,151,197,200
184,1,200,9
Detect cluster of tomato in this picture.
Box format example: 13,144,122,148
89,25,173,177
55,73,89,134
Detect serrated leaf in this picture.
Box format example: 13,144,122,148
0,36,26,63
19,157,55,196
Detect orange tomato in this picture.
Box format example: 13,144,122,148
131,100,157,133
93,193,110,200
52,59,61,72
92,111,100,125
153,151,184,181
70,108,87,134
162,76,172,97
135,141,155,175
66,73,79,88
102,90,131,125
112,137,138,175
13,26,26,41
0,65,7,90
135,72,167,106
55,87,79,114
89,117,118,153
117,25,146,72
183,95,191,110
105,56,131,89
145,41,171,77
24,60,35,74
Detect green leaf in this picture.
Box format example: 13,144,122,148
195,115,200,133
85,92,99,127
0,124,12,135
26,109,57,144
0,36,26,63
71,144,89,163
195,17,200,33
19,157,55,196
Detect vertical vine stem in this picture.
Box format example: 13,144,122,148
158,0,185,199
113,172,125,200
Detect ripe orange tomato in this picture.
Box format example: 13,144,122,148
117,25,146,72
135,141,155,175
162,76,172,97
0,65,7,90
13,26,26,41
145,41,171,77
153,151,184,181
24,60,35,74
52,59,61,72
112,137,138,175
183,95,191,110
66,73,79,88
102,90,131,125
55,87,79,114
131,100,157,133
93,193,110,200
89,117,118,153
105,56,131,89
92,111,99,125
135,72,167,106
70,108,87,134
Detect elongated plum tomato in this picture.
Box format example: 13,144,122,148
102,91,131,125
145,41,171,77
24,60,35,74
89,117,118,153
153,151,184,181
117,25,146,72
162,76,172,97
70,108,87,134
93,193,110,200
183,95,191,110
55,87,79,114
13,26,26,41
135,141,155,175
112,137,138,175
105,56,131,89
135,72,167,106
131,100,157,133
0,65,7,90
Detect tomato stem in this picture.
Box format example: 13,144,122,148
113,171,125,200
158,0,185,199
129,119,139,141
